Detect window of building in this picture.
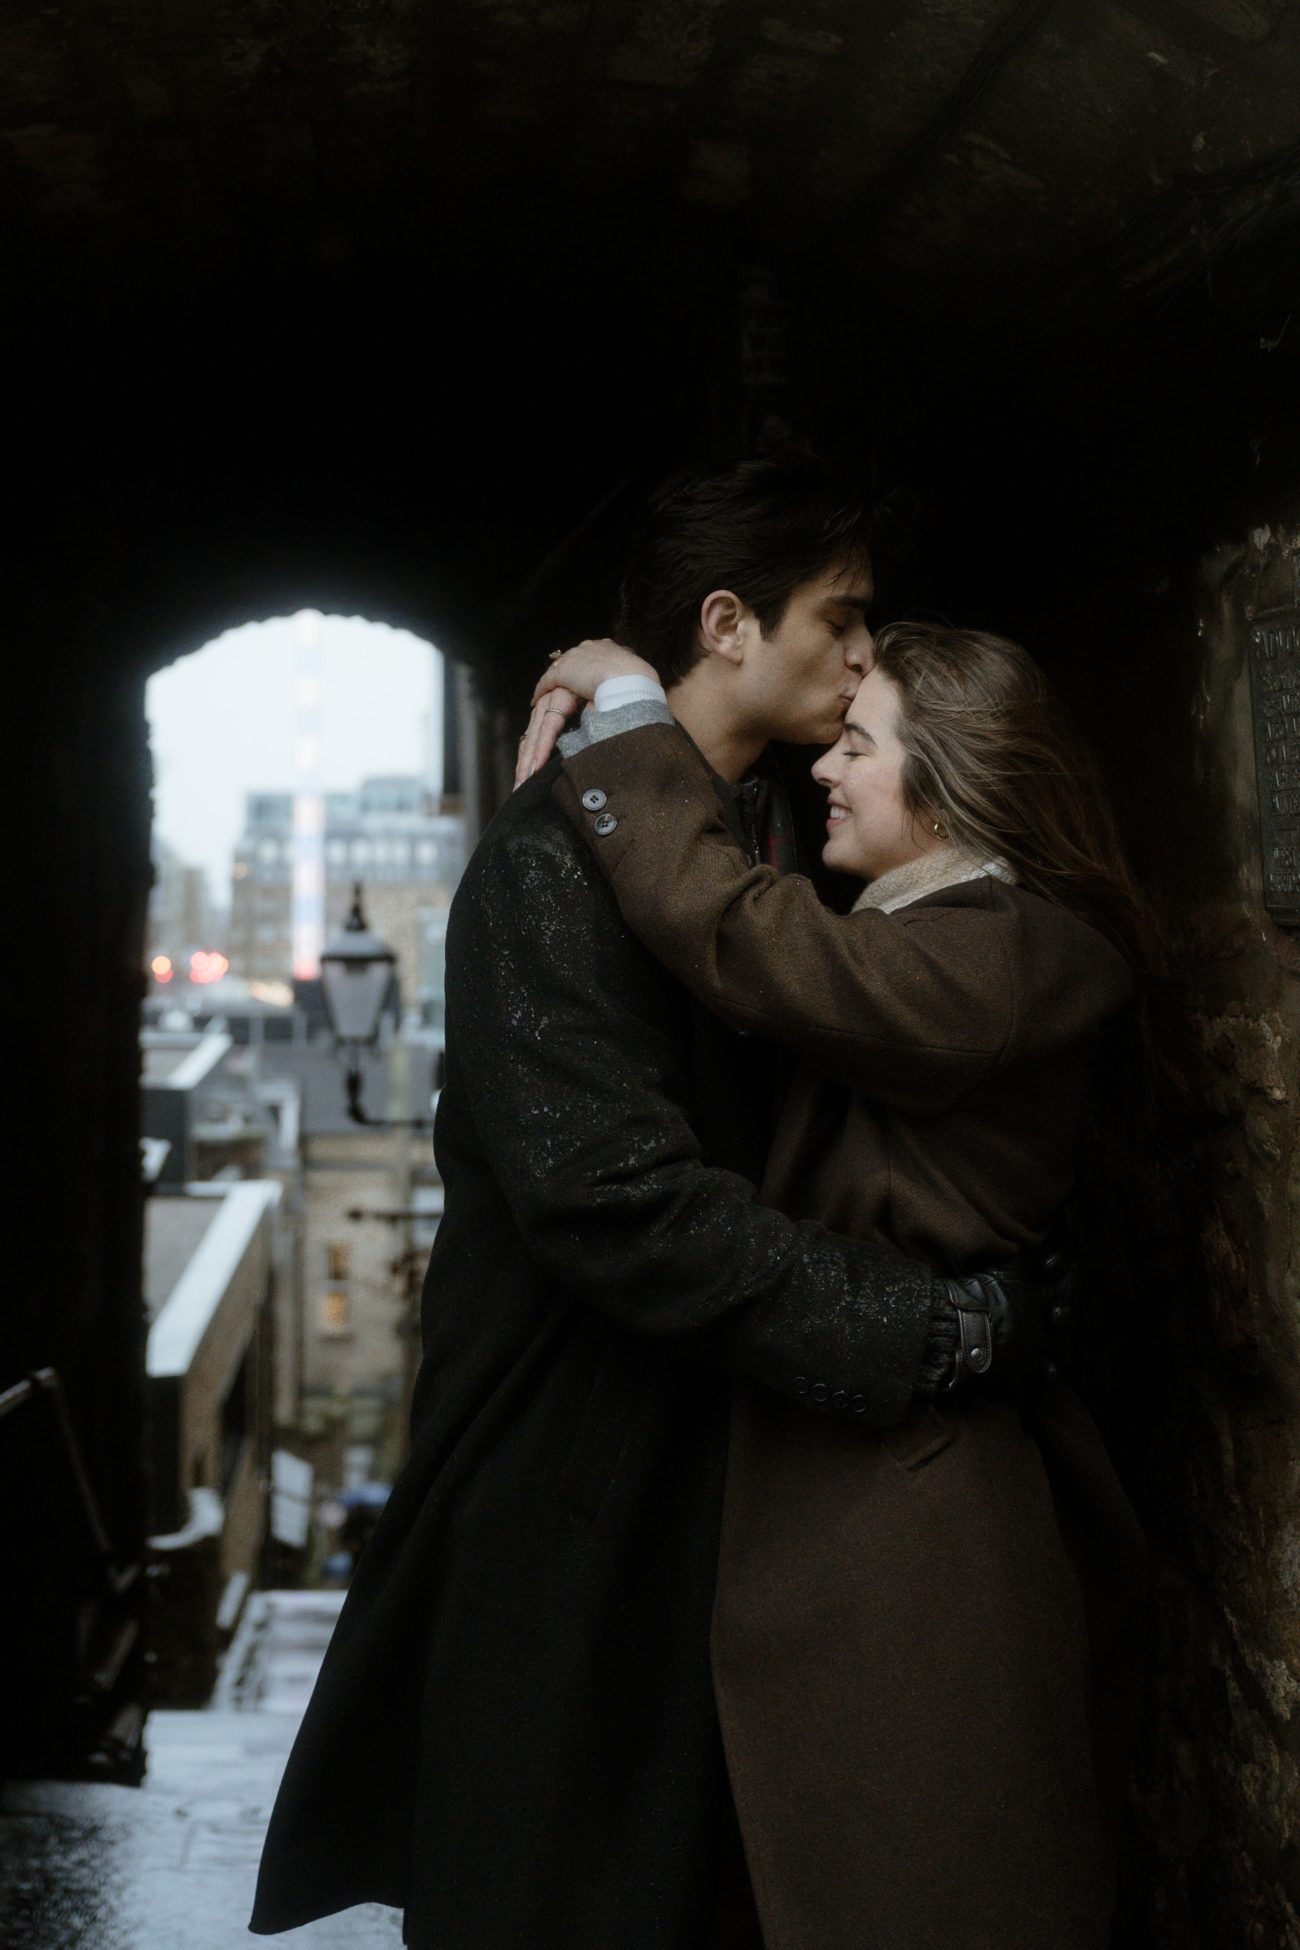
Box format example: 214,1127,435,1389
320,1240,353,1336
220,1349,251,1495
321,1289,351,1334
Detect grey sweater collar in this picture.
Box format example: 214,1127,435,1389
852,845,1016,915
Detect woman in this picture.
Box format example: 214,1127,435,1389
526,622,1151,1950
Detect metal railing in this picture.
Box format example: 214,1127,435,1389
0,1367,145,1782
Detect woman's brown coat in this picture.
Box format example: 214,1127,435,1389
554,723,1149,1950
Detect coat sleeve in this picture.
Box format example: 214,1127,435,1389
552,722,1013,1112
443,789,940,1427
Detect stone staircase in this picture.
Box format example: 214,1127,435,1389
0,1593,401,1949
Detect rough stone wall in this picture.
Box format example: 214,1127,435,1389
6,607,154,1569
1119,525,1300,1947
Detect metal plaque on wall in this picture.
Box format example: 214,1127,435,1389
1249,608,1300,928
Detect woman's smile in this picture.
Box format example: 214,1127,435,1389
813,667,949,880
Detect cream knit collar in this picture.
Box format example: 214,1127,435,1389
852,844,1016,915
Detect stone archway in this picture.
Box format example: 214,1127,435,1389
9,1,1300,1937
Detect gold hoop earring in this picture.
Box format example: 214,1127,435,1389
932,820,945,838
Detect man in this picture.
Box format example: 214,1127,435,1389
251,457,1039,1950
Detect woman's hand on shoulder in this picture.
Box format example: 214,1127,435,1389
530,639,658,708
514,683,582,788
514,640,660,786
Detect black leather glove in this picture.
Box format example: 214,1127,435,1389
928,1237,1080,1398
941,1268,1046,1395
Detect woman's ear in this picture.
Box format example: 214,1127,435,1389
912,809,950,848
698,589,752,666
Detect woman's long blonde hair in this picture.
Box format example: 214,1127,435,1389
871,620,1155,977
871,620,1191,1132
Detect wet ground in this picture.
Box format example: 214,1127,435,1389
0,1592,401,1950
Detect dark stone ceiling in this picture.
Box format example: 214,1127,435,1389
6,0,1300,324
6,0,1300,694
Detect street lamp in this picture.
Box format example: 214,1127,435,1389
319,885,434,1130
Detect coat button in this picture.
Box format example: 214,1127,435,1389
792,1376,809,1395
593,813,618,836
831,1390,848,1409
581,788,607,812
850,1395,867,1414
810,1382,829,1404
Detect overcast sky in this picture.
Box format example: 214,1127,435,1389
147,614,441,900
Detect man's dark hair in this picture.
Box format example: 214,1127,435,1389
615,455,874,687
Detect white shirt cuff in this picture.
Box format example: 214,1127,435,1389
593,674,667,713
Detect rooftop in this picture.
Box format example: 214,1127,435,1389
245,779,460,832
143,1197,223,1325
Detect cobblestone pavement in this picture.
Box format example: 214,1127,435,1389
0,1593,402,1950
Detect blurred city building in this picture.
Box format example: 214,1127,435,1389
141,1028,267,1187
255,1027,441,1498
228,777,464,1007
147,839,224,981
140,967,442,1591
144,1181,279,1705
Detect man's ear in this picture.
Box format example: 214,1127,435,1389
697,589,754,666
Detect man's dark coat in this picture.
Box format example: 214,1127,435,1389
250,759,938,1950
